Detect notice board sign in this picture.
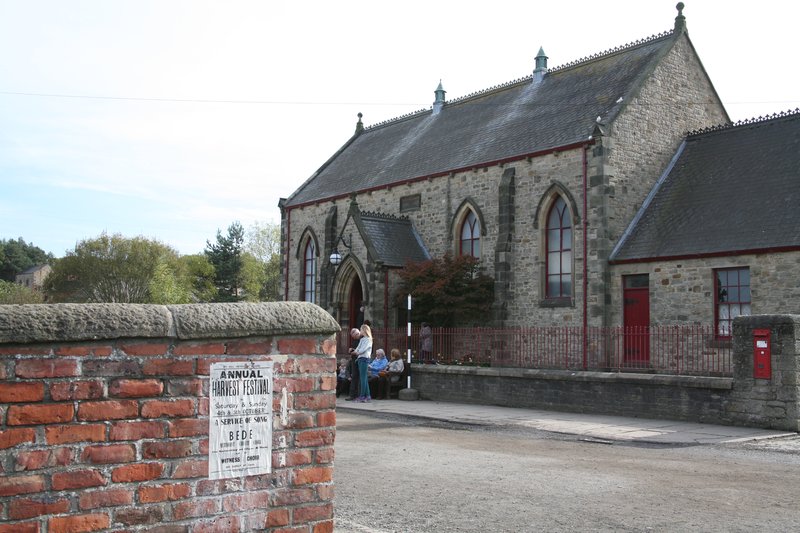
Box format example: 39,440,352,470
209,361,273,479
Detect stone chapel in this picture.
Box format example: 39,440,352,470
279,4,800,341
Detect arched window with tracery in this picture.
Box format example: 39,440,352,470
546,197,572,298
303,239,316,303
459,210,480,258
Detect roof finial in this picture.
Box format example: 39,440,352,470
674,2,686,34
433,80,446,115
533,46,548,83
355,112,364,135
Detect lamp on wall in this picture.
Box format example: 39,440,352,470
329,234,352,267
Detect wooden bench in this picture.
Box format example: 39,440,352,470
384,362,411,399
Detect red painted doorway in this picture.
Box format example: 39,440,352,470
623,274,650,365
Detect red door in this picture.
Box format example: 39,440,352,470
623,274,650,365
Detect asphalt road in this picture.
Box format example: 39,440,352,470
334,411,800,532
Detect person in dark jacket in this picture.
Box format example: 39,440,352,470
345,328,361,400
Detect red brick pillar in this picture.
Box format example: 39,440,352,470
0,302,339,532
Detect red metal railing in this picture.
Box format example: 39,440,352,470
336,325,732,377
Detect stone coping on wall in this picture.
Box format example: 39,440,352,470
0,301,340,344
414,364,733,390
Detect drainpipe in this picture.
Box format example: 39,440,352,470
384,269,389,350
284,208,291,301
582,144,589,369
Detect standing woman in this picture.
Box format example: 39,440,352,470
353,324,373,402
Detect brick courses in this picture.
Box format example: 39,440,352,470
0,302,338,532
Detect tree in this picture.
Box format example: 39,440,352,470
148,262,191,304
0,238,53,281
205,222,245,302
396,254,495,327
178,254,218,302
0,280,45,304
240,252,267,302
245,220,281,301
45,233,186,303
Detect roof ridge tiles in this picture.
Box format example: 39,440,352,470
365,108,430,131
548,31,673,73
360,30,674,133
361,210,410,221
686,108,800,137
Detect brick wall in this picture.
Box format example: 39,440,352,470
0,302,339,533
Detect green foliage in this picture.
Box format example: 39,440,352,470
245,220,281,261
148,262,192,304
396,254,494,327
262,253,281,302
0,238,53,281
244,221,281,301
0,280,45,304
204,220,281,302
205,222,245,302
178,254,218,302
45,233,185,303
240,252,267,302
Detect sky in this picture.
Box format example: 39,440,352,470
1,1,797,258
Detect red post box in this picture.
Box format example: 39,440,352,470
753,329,771,379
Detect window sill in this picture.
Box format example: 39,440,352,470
538,298,573,308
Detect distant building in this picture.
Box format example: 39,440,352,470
279,5,800,342
15,264,52,291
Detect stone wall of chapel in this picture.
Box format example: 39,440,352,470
284,201,339,305
503,150,588,327
285,149,591,329
589,35,728,328
607,35,729,247
285,165,511,317
609,252,800,327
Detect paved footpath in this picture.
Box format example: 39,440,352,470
336,397,796,445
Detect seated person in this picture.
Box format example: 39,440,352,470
335,358,350,397
372,348,405,399
367,349,388,378
384,348,405,382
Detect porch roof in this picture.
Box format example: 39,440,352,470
360,213,430,268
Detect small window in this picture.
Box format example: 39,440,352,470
400,194,421,213
545,197,572,298
714,267,750,338
303,240,316,303
624,274,649,289
459,210,480,258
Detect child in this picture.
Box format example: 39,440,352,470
336,358,350,397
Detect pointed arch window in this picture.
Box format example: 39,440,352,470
303,240,316,303
546,197,572,298
459,210,480,258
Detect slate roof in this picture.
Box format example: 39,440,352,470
286,31,678,207
19,264,49,275
610,111,800,263
359,212,430,268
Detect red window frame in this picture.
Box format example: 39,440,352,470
545,197,572,299
459,211,480,258
714,267,750,338
303,240,316,303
